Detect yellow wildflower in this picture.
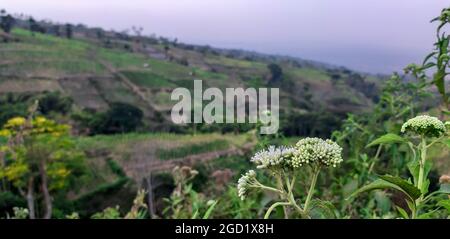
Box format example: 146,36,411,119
5,117,26,128
0,129,11,137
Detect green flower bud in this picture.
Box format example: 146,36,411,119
291,137,343,168
401,115,445,138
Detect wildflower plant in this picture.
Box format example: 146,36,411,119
164,166,217,219
353,115,450,219
0,102,86,219
237,138,343,218
346,8,450,219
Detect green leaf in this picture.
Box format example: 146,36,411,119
434,71,446,100
420,62,436,70
379,175,422,200
348,179,404,199
349,176,421,203
374,191,391,214
366,133,406,148
202,200,217,219
437,199,450,212
417,209,439,219
191,210,199,219
342,179,359,198
395,206,409,219
405,200,416,213
422,51,437,65
309,199,337,219
407,159,432,194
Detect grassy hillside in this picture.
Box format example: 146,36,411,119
0,27,381,132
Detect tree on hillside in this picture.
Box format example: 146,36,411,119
0,10,15,33
164,45,170,59
131,26,144,52
89,102,144,134
65,24,73,39
28,17,44,34
267,63,283,84
0,93,34,126
38,92,73,115
0,104,86,218
51,25,61,37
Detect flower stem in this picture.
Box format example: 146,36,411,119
411,205,417,219
414,136,427,219
275,174,290,218
417,137,427,194
304,165,321,213
368,144,382,174
256,184,283,194
264,202,290,219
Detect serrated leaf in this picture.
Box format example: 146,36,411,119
349,176,421,204
379,175,422,200
348,179,405,199
366,133,406,148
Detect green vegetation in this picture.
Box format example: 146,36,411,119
121,71,175,88
157,139,230,160
0,7,449,219
0,109,86,219
0,18,376,137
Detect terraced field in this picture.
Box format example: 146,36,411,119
38,131,256,215
0,28,380,123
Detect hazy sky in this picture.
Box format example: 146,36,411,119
1,0,447,73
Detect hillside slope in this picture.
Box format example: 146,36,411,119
0,27,382,133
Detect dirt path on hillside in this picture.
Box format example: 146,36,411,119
86,47,171,122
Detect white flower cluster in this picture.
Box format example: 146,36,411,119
401,115,446,137
251,145,295,169
237,138,343,200
291,138,343,168
237,170,257,200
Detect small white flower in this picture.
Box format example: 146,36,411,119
237,170,257,200
251,145,295,169
401,115,445,137
291,137,343,168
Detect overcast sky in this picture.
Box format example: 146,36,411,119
1,0,447,73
